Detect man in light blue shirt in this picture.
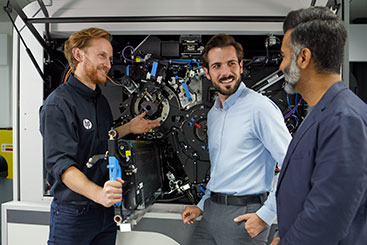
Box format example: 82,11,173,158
181,34,291,244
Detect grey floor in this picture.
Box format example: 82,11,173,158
0,178,13,245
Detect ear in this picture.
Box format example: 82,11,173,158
204,67,211,80
239,59,243,74
297,48,312,70
72,47,84,62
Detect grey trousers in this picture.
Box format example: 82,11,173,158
191,198,270,245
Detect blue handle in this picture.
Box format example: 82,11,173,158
107,156,122,207
182,81,192,101
151,61,158,77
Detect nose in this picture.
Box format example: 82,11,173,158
220,63,232,77
104,59,111,70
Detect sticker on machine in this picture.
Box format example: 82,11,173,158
83,119,93,129
1,144,13,152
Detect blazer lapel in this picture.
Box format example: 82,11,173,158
277,115,316,187
277,81,347,190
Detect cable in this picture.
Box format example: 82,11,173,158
286,93,292,111
284,98,303,120
158,195,186,202
187,60,192,70
64,67,71,83
168,60,188,64
295,93,299,114
107,75,124,87
133,35,151,52
4,6,47,82
198,184,206,194
63,67,122,87
286,114,300,133
193,60,200,68
122,45,135,62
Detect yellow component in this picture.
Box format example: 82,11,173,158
135,58,141,62
149,129,153,133
125,150,131,157
0,129,13,179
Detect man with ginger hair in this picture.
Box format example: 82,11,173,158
40,27,160,244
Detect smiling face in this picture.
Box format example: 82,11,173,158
204,45,243,103
74,37,113,89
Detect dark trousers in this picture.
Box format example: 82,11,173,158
48,200,117,245
191,198,270,245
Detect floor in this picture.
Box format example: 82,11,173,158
0,178,13,245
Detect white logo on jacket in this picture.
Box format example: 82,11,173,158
83,119,92,129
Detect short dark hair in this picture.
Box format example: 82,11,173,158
202,34,244,69
283,6,347,74
64,27,112,72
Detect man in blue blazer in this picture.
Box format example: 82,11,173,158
272,7,367,245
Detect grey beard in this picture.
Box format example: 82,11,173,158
283,61,300,94
283,45,302,94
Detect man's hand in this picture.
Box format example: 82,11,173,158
181,206,203,224
270,237,280,245
96,177,124,208
234,213,267,238
129,112,160,134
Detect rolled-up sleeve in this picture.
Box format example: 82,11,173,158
40,103,79,184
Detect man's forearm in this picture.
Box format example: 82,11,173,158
61,166,103,203
115,123,131,139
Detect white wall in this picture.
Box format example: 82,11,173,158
0,22,12,128
349,25,367,62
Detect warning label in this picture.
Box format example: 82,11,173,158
1,144,13,152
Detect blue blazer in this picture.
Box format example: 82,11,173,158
276,82,367,245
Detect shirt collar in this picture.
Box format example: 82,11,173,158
67,73,102,100
214,82,246,111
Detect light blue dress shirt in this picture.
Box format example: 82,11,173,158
197,82,292,225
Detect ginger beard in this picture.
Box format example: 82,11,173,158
84,55,109,85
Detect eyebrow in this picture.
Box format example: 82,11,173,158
99,50,113,60
210,62,221,67
210,59,238,66
228,59,238,63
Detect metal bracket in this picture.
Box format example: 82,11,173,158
251,70,284,92
7,0,53,55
